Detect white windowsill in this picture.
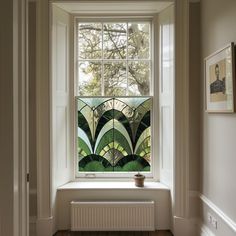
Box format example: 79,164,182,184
57,181,170,191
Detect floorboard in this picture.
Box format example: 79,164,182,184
55,230,173,236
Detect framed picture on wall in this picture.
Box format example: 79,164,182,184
205,42,236,113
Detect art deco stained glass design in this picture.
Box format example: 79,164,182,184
77,97,151,172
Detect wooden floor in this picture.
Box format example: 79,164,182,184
55,231,173,236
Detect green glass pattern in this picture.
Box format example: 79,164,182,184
77,97,151,172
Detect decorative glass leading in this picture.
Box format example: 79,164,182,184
77,97,151,172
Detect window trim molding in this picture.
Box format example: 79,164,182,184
72,15,159,180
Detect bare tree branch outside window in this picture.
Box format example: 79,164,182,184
78,21,150,96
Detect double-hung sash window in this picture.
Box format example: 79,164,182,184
75,18,155,178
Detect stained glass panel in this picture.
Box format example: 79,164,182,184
77,97,151,172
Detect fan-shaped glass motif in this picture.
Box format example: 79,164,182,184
77,97,151,172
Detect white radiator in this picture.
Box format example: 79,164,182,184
71,201,155,231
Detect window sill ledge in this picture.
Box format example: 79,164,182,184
57,181,170,191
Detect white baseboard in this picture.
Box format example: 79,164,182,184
36,216,53,236
173,216,199,236
200,194,236,233
199,223,215,236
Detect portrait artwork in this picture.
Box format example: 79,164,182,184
209,59,227,102
205,43,235,113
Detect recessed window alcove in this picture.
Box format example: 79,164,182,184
50,0,174,233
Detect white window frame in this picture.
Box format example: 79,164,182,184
72,15,159,180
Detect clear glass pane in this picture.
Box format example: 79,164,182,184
78,61,102,96
77,97,151,173
103,23,127,59
128,23,150,59
78,23,102,59
104,62,127,96
128,61,150,95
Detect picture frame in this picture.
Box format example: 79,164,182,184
205,42,236,113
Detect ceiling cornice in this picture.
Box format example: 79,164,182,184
53,1,174,14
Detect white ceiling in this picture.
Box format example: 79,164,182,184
54,1,174,14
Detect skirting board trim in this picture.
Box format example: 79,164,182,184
173,216,199,236
200,223,215,236
200,194,236,233
36,216,53,236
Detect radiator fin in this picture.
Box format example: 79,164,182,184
71,201,155,231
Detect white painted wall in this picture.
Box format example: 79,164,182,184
189,2,200,220
201,0,236,235
28,3,37,235
0,1,28,235
36,0,52,235
28,1,37,220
